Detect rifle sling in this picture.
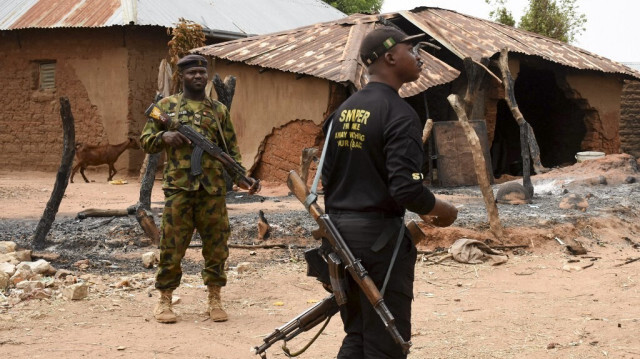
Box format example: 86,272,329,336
281,314,334,358
381,216,405,296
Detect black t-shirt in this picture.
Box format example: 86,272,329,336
322,82,436,216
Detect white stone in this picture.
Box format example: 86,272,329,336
0,253,19,265
0,241,17,254
141,252,158,269
10,265,34,285
22,259,56,276
15,280,45,292
0,262,16,277
62,283,89,300
14,250,32,262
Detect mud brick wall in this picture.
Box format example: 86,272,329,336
124,28,169,174
0,27,166,174
253,120,323,183
620,79,640,158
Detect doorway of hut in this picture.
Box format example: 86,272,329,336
490,65,587,178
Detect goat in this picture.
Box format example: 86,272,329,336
70,137,140,183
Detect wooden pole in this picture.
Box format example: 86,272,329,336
421,119,434,144
497,48,548,196
447,94,504,241
32,97,76,249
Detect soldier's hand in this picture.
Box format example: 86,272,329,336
420,198,458,227
238,177,261,195
161,131,191,148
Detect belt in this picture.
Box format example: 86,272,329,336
326,210,401,219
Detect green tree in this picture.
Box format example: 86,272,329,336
485,0,515,27
323,0,381,14
486,0,586,43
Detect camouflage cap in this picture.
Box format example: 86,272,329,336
177,54,208,71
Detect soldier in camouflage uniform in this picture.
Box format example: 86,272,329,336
140,54,258,324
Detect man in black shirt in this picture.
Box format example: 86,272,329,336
322,25,458,358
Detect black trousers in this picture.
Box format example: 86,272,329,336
330,214,417,359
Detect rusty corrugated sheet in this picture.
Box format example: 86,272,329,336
0,0,346,35
197,6,640,90
9,0,120,29
401,7,640,79
195,13,461,97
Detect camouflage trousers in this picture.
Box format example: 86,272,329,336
155,188,230,290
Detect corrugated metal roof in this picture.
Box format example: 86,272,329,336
623,63,640,72
195,13,461,97
0,0,346,35
195,6,640,92
401,7,640,79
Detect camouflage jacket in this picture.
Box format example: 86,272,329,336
140,94,244,195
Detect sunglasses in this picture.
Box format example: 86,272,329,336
411,41,441,56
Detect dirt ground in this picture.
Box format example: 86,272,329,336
1,156,640,359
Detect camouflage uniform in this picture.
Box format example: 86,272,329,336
140,94,244,290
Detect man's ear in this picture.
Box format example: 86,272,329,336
384,51,396,65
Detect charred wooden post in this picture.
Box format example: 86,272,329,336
32,97,76,249
463,58,489,117
498,48,547,196
77,208,130,219
447,94,504,241
136,207,160,244
213,73,237,190
212,74,236,110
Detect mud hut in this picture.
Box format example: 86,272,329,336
195,7,640,185
0,0,345,176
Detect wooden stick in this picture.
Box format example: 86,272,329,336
614,257,640,267
497,48,534,196
189,243,290,249
77,208,131,219
493,245,529,250
498,47,549,180
422,119,434,144
32,97,76,249
447,94,504,241
136,207,160,245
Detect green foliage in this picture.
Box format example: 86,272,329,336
486,0,586,43
166,18,206,94
519,0,586,43
323,0,381,14
485,0,515,27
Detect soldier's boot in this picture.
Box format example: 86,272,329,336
207,285,228,322
154,289,177,323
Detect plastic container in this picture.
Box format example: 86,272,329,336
575,151,605,162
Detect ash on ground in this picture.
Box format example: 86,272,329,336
1,154,639,275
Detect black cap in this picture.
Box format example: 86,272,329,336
359,26,425,66
177,54,208,71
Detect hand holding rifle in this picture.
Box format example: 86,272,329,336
145,103,260,194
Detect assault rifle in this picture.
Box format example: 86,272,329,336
253,294,339,358
145,103,260,194
253,170,412,358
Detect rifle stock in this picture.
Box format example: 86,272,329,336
286,170,412,354
145,103,260,194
